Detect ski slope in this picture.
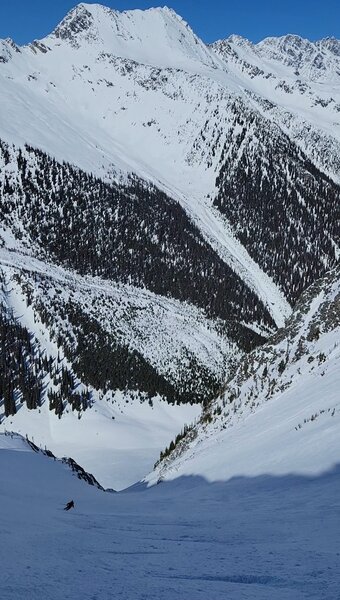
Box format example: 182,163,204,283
0,432,339,600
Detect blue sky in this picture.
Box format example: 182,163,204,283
0,0,339,45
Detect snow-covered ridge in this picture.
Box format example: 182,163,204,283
0,432,105,489
217,32,340,82
254,34,340,83
0,38,21,63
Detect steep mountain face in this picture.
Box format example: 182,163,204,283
0,3,339,487
213,106,340,303
257,35,340,81
0,140,272,346
149,266,340,484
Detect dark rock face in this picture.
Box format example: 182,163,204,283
53,5,95,45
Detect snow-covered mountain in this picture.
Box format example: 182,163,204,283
149,266,340,484
0,3,337,306
0,3,339,488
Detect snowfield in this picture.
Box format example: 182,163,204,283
1,397,200,491
0,432,339,600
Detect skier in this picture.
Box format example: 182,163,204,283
64,500,75,511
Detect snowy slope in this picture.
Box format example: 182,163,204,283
1,431,340,600
1,398,200,491
52,3,220,70
149,267,340,485
1,4,339,188
0,3,235,190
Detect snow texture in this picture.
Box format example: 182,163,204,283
0,432,339,600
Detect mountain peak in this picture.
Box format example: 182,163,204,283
0,37,21,63
257,33,314,51
48,2,217,70
256,33,315,58
53,3,95,42
317,36,340,56
254,33,340,78
226,34,253,47
52,3,184,43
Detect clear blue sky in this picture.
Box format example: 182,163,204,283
0,0,339,45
